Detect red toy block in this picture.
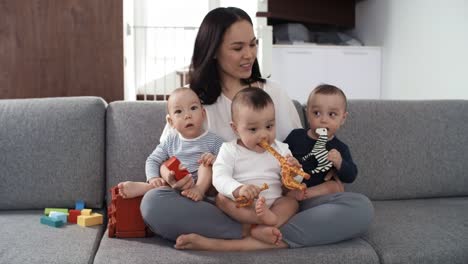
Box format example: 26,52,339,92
163,156,189,181
108,186,153,238
68,209,81,224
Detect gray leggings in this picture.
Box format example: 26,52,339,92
140,187,374,248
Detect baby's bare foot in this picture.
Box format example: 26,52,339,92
251,225,283,245
117,181,153,199
255,197,277,226
181,186,204,201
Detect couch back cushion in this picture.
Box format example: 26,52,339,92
338,100,468,200
106,101,167,202
0,97,106,209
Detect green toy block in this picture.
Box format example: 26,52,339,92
40,215,64,227
44,208,69,216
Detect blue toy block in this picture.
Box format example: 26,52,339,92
49,211,68,224
75,200,85,210
40,215,64,227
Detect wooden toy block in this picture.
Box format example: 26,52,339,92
75,200,85,210
68,209,81,224
49,211,68,224
107,186,153,238
40,215,64,227
77,213,103,227
81,209,92,216
44,208,68,216
163,156,189,181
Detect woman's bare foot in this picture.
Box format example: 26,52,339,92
251,225,283,245
255,197,277,226
117,181,154,199
175,234,214,250
181,185,204,201
175,233,288,251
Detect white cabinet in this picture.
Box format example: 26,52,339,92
271,45,381,102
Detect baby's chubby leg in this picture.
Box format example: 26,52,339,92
255,197,278,226
117,181,155,199
303,180,344,200
215,194,259,224
251,196,297,245
181,162,212,202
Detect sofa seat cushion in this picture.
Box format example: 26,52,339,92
364,198,468,264
0,210,105,264
94,231,379,264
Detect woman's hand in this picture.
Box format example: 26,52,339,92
161,164,194,191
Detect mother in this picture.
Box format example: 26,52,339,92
140,7,373,250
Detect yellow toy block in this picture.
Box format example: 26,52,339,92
81,209,92,216
77,213,103,227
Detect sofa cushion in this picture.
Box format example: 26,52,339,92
340,100,468,200
0,97,106,209
0,210,105,264
106,101,167,196
363,198,468,264
94,232,379,264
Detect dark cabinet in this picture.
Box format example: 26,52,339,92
257,0,356,29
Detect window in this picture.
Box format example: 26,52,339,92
124,1,262,100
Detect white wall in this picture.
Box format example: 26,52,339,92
352,0,468,99
123,0,136,100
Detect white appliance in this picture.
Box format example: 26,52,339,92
271,45,381,102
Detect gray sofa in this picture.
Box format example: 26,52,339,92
1,96,467,264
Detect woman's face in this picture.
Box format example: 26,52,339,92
216,20,258,83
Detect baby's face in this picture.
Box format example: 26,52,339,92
306,93,347,139
231,103,276,153
167,90,205,139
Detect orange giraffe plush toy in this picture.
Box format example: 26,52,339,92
259,140,310,191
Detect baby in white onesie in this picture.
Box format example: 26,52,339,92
213,87,300,246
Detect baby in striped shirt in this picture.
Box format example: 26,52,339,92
118,87,223,201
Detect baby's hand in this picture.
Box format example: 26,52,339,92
327,149,343,169
285,154,301,168
149,177,168,188
238,184,261,200
198,152,216,167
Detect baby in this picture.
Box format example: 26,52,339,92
213,87,299,245
285,84,358,200
118,87,223,201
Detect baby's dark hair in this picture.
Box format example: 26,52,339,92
231,87,274,121
308,84,348,110
167,87,201,113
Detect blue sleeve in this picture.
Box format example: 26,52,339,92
145,137,171,181
283,129,297,145
336,144,358,183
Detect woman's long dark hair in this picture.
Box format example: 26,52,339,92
189,7,265,105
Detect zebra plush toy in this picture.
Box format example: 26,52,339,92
302,128,333,175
